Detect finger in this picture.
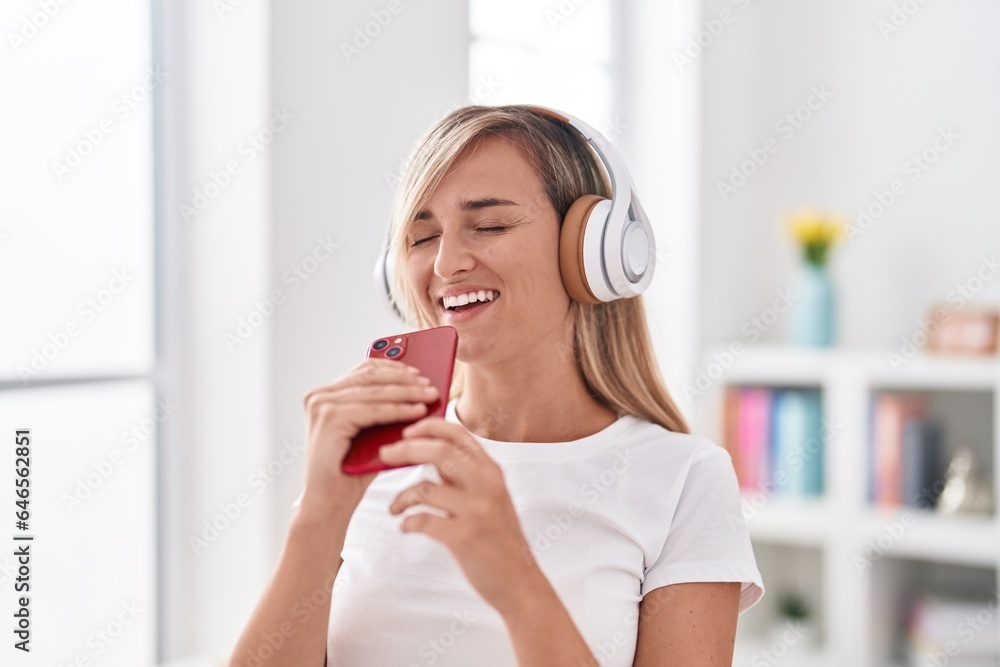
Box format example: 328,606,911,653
322,401,430,434
347,360,422,389
353,358,422,381
399,511,454,543
389,480,468,517
303,367,429,407
378,436,479,488
401,418,485,462
307,382,439,411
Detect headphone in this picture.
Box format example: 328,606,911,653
373,105,656,322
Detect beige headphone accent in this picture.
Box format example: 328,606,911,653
560,194,604,304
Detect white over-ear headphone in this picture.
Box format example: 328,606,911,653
374,105,656,322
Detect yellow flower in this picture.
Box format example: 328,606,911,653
787,209,844,247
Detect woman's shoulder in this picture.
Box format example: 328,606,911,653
619,414,732,471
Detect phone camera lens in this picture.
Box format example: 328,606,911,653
373,339,389,350
386,346,402,358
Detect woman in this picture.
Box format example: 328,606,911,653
229,105,764,667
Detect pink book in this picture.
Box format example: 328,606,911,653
873,393,925,506
722,386,741,478
737,387,772,491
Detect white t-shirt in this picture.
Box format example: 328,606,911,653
293,397,764,667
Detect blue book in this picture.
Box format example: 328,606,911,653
903,418,941,509
768,389,784,493
801,390,823,495
772,389,824,497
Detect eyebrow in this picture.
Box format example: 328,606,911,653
413,197,519,222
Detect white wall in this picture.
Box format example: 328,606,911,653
158,0,273,660
698,0,1000,349
160,0,469,660
619,0,703,404
268,0,470,538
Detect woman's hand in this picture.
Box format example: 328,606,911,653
378,417,541,614
299,358,440,514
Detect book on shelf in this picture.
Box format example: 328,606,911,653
906,593,999,667
723,386,824,497
869,392,944,509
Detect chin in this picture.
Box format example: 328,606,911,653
453,336,500,365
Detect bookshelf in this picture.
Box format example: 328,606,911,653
691,345,1000,667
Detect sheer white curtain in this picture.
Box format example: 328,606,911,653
0,1,158,665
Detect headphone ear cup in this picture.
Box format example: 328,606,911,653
374,233,405,321
559,194,607,305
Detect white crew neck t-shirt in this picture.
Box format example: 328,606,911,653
294,397,764,667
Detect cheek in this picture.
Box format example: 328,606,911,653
405,258,432,307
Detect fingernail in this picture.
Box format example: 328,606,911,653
417,376,431,385
406,366,420,373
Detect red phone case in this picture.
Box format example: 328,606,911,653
341,325,458,475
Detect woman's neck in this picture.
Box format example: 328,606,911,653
455,342,619,443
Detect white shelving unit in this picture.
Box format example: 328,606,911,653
691,345,1000,667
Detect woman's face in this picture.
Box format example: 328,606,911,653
405,135,571,362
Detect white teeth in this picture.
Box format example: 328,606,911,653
442,289,499,309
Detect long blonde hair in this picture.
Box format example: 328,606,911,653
388,105,690,434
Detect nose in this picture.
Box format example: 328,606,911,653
433,229,476,279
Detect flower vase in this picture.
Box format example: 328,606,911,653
790,263,835,346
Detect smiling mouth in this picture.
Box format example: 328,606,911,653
440,290,500,313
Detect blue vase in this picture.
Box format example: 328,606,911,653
790,263,835,346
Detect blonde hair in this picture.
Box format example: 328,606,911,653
388,105,690,434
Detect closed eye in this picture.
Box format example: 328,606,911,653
410,225,509,247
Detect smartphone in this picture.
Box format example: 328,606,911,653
341,325,458,475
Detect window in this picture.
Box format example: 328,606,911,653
468,0,617,141
1,1,158,663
